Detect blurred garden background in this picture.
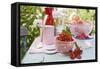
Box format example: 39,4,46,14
20,5,96,60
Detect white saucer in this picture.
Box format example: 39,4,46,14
43,44,57,54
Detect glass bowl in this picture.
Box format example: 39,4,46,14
55,39,75,54
69,22,93,37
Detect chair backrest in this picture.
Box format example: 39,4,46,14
20,26,28,36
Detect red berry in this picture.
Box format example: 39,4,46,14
74,48,82,56
59,33,66,37
80,50,83,54
76,34,84,39
69,52,76,59
76,33,89,39
57,37,60,40
76,55,81,59
57,32,73,41
61,37,65,41
59,37,63,41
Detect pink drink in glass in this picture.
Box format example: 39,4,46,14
42,25,55,45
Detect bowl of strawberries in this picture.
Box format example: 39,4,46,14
56,32,75,54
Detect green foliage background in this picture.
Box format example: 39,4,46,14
20,6,44,46
20,6,44,60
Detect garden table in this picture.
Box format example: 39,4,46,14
21,36,95,64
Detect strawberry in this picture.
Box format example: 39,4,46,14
59,37,63,41
57,32,73,41
80,50,83,54
67,43,83,59
73,48,83,59
76,33,89,39
76,55,81,59
81,33,89,39
69,52,76,59
74,48,80,56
